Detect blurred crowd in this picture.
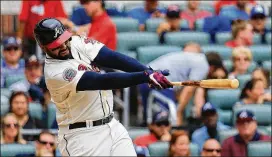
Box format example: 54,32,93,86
1,0,271,157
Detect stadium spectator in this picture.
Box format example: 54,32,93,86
17,0,73,58
194,52,228,119
168,130,191,157
252,68,271,90
235,79,271,106
9,55,44,103
219,0,251,21
228,47,252,79
80,0,117,50
134,145,150,157
127,0,166,31
134,110,171,147
180,0,213,30
8,91,45,140
140,42,209,126
201,139,221,157
157,5,186,43
250,5,270,44
225,20,254,48
221,110,271,157
1,36,25,88
192,102,230,152
214,0,256,15
16,130,57,157
1,113,27,144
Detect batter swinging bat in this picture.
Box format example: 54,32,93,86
171,79,239,89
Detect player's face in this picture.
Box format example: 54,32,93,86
46,39,72,60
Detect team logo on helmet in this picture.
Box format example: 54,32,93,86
54,27,63,38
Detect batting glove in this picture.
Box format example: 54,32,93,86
144,69,173,90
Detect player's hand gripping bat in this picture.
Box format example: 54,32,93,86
171,79,239,89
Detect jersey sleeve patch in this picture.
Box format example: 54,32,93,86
63,68,77,82
84,37,100,45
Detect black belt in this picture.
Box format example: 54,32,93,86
69,114,113,130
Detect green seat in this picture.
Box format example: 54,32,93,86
117,32,159,51
111,17,139,32
29,102,43,120
148,142,199,156
145,18,164,32
202,45,232,60
265,126,271,135
137,45,181,64
219,129,238,144
1,88,12,97
249,45,272,63
1,103,9,116
216,33,261,44
47,103,57,128
248,141,271,157
262,61,271,71
1,95,9,106
164,32,210,47
232,105,272,126
128,128,149,141
218,109,232,126
265,17,271,31
223,60,257,73
266,33,271,44
236,74,252,89
195,19,205,31
180,20,189,30
1,144,35,157
5,75,25,88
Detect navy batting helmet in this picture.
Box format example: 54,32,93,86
33,18,72,49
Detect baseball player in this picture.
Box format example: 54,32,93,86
33,18,172,156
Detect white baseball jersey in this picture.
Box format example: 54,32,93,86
44,35,113,126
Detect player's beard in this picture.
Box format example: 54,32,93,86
46,45,72,60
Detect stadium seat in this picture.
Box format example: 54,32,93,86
121,51,137,59
262,61,271,71
216,33,262,45
265,126,271,135
207,89,241,110
164,32,210,47
194,19,205,31
218,129,238,144
145,18,164,32
111,17,139,32
1,95,9,106
180,20,189,30
47,103,57,128
5,75,25,88
249,45,272,63
223,60,257,73
248,141,271,157
1,144,35,157
218,109,232,126
236,74,252,89
232,105,272,126
1,103,9,116
265,17,271,31
29,102,43,120
128,128,149,140
1,88,12,97
148,142,199,156
137,45,181,64
117,32,159,51
266,33,271,44
202,45,232,60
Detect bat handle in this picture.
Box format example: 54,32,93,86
171,82,182,86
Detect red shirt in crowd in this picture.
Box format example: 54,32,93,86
133,133,158,147
87,12,117,51
225,40,252,48
180,10,212,30
19,0,67,39
214,0,256,15
221,132,271,157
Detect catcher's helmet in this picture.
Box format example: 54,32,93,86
33,18,72,49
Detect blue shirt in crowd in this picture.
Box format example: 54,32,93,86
192,122,230,153
219,5,249,21
127,7,166,25
1,59,25,88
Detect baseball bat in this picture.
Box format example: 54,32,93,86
171,79,239,89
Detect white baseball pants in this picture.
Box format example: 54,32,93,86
57,118,136,156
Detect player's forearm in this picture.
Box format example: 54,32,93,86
94,46,148,72
76,71,149,91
